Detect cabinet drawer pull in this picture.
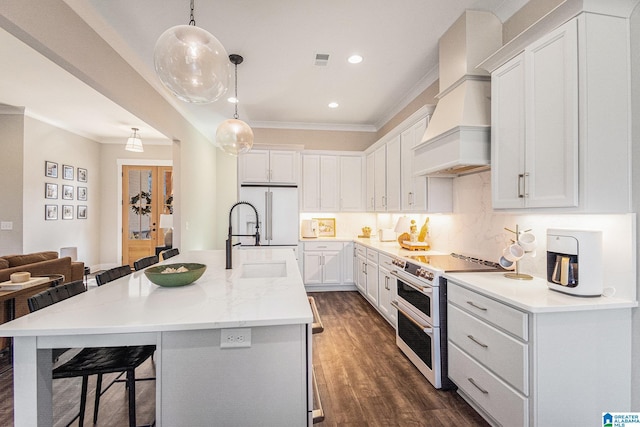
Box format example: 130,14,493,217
466,301,487,311
467,334,488,348
468,378,489,394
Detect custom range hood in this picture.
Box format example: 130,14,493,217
414,10,502,176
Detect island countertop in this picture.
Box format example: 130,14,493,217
0,248,313,337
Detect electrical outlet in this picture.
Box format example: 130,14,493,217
0,221,13,230
220,328,251,348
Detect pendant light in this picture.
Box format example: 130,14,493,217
125,128,144,152
154,0,230,104
216,54,254,156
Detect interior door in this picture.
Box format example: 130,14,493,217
122,166,173,267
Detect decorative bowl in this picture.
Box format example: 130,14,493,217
144,263,207,287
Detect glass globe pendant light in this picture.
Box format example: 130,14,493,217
154,0,230,103
216,54,254,156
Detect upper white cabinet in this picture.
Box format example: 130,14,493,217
301,155,338,211
239,150,299,185
401,117,428,211
301,153,364,212
373,145,386,211
339,156,365,211
365,152,375,211
492,20,578,209
385,136,401,211
489,12,631,213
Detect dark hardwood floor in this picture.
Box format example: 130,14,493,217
0,291,486,426
310,291,487,427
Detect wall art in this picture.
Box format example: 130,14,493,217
45,183,58,199
77,168,88,182
45,204,58,220
62,185,74,200
77,205,88,219
77,186,87,201
63,164,74,180
314,218,336,237
45,161,58,178
62,205,73,220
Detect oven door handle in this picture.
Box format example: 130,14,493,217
390,270,431,293
391,300,434,336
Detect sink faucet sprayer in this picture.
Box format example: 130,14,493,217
226,201,261,269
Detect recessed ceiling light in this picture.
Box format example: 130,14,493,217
227,96,238,104
348,54,363,64
328,102,339,109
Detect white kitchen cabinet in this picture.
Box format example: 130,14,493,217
354,244,367,294
401,116,453,213
301,155,338,212
365,249,378,305
365,152,375,211
377,254,397,327
492,20,578,209
302,241,342,286
239,149,299,185
490,12,631,212
447,279,632,426
342,241,354,284
339,156,364,211
385,136,401,211
373,146,386,211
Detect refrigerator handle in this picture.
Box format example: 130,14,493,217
266,191,273,241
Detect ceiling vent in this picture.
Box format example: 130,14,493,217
314,53,330,66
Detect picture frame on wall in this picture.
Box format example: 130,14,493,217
77,205,87,219
62,185,74,200
62,164,74,180
45,183,58,199
45,161,58,178
77,168,88,182
62,205,73,220
77,186,87,201
45,204,58,220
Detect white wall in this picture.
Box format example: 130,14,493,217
0,109,24,255
22,115,101,265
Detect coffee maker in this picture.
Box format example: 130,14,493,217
546,229,603,296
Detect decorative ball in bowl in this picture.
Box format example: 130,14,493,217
144,263,207,287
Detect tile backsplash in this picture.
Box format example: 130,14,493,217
301,171,636,300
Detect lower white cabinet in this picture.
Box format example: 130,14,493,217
354,244,367,294
377,254,397,327
447,279,632,426
303,241,358,291
365,249,378,305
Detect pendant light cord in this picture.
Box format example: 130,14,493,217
188,0,196,26
234,61,239,119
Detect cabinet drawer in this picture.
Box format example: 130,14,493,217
378,254,393,269
449,342,528,427
448,282,528,340
354,244,366,258
366,249,378,263
448,304,528,394
304,241,343,251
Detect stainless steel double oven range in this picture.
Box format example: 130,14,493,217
390,253,500,389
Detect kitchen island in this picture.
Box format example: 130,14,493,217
0,248,313,426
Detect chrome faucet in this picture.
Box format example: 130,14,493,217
226,201,261,269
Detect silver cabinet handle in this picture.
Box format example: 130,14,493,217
468,378,489,394
466,301,487,311
467,334,488,348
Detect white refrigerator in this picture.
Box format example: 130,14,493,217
235,185,299,246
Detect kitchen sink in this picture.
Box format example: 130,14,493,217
240,261,287,278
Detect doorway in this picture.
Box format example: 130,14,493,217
122,165,173,267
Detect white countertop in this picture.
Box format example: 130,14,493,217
445,272,637,313
0,248,312,337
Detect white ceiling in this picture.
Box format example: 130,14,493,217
0,0,529,144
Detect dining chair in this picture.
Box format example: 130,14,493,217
27,280,155,427
159,247,179,260
133,255,159,271
95,265,132,286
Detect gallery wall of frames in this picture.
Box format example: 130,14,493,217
44,160,88,221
